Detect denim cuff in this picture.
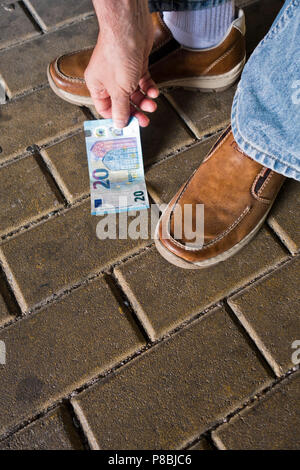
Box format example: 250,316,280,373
231,89,300,182
148,0,231,12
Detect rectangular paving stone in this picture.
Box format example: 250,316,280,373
41,132,89,203
72,307,272,450
0,293,10,327
141,97,194,167
0,406,83,450
0,154,62,236
165,86,236,139
0,16,98,98
146,135,219,205
0,2,39,51
0,286,13,327
212,371,300,450
0,276,145,437
268,180,300,255
0,86,86,164
0,200,152,312
189,438,213,451
0,269,18,327
24,0,94,31
115,227,287,340
228,257,300,377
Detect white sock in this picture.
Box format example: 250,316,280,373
163,1,235,49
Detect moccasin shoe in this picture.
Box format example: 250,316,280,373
48,10,246,106
155,128,285,269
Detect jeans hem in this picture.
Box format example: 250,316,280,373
231,89,300,182
148,0,230,12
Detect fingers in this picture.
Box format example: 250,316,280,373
111,92,131,129
86,80,155,128
128,103,149,127
132,109,150,127
130,89,157,113
89,91,151,127
139,71,159,99
86,82,111,117
91,95,112,117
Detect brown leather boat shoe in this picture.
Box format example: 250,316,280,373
155,128,285,269
47,10,246,107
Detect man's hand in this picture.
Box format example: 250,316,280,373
85,0,159,128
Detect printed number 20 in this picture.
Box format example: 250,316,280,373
93,169,110,189
134,191,145,202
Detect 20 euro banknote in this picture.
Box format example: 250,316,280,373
84,118,149,215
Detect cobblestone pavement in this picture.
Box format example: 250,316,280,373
0,0,299,450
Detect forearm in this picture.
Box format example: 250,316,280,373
86,0,157,128
92,0,150,39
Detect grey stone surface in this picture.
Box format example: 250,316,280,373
0,201,152,311
0,276,145,437
24,0,94,31
165,86,236,139
115,228,287,340
213,371,300,450
0,286,13,328
140,96,194,167
229,257,300,377
41,132,89,203
0,87,85,164
0,406,83,450
0,16,98,97
0,2,39,51
0,0,296,450
268,180,300,255
0,270,17,327
189,438,213,450
72,307,272,450
0,155,62,236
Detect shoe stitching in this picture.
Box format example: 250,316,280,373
203,40,240,75
258,170,274,197
55,59,86,83
165,205,251,252
54,48,92,83
151,12,173,52
162,124,255,252
251,168,273,204
175,66,242,82
168,127,232,229
151,35,174,53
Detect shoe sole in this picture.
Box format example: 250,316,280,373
47,65,94,107
155,57,246,92
154,208,270,270
47,57,245,107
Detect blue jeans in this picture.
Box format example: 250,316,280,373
148,0,229,11
150,0,300,181
232,0,300,181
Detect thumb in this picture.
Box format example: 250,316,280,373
111,91,131,129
